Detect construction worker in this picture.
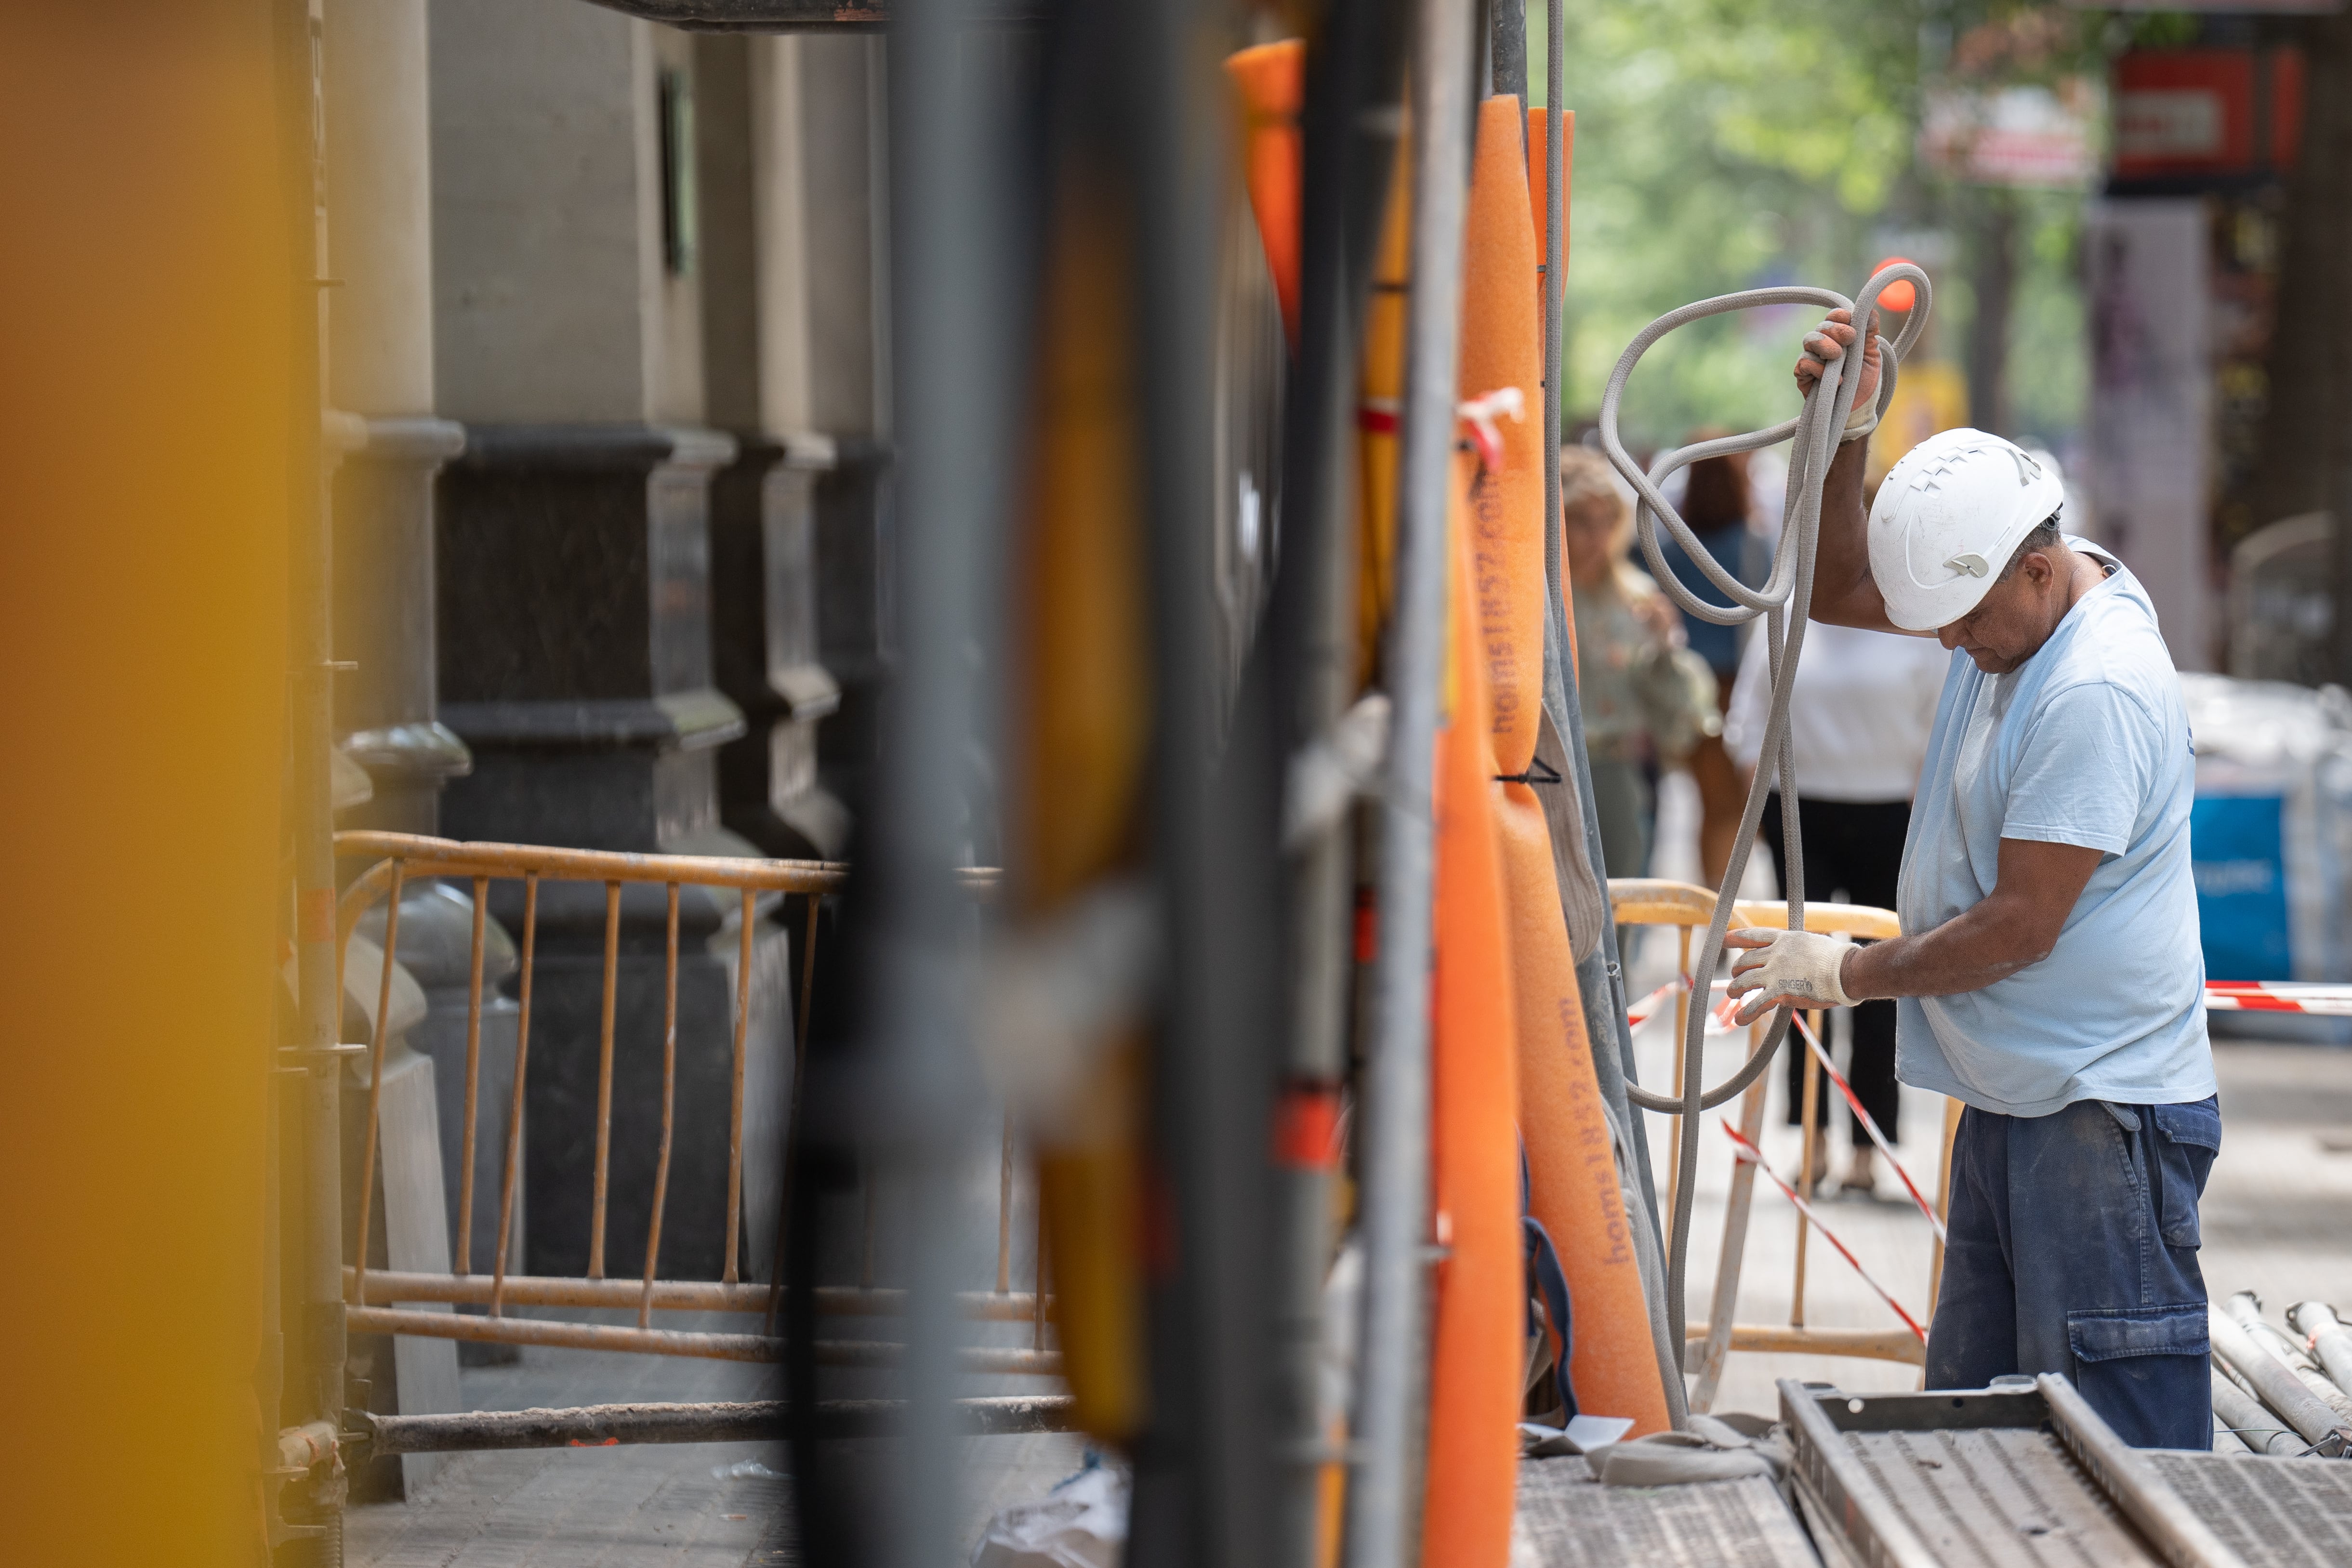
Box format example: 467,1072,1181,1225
1726,308,2219,1450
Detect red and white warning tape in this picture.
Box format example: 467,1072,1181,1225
1625,974,1694,1028
2205,981,2352,1017
1650,975,2352,1028
1721,1119,1929,1345
1792,1013,1945,1243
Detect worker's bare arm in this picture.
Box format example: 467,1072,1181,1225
1839,837,2105,1000
1793,310,1903,634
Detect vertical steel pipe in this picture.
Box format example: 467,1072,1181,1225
725,887,753,1284
764,889,821,1336
997,1114,1014,1296
277,0,348,1512
490,873,538,1318
350,859,406,1309
1665,926,1690,1228
2289,1300,2352,1398
1926,1094,1962,1319
1347,2,1478,1563
872,2,1027,1560
589,879,621,1278
1259,5,1407,1564
1033,1197,1049,1353
797,891,820,1050
1490,0,1526,99
1540,0,1680,1425
1793,1013,1820,1329
640,883,682,1328
458,874,489,1274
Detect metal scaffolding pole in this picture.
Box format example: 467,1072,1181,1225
864,3,1025,1565
1346,1,1478,1563
1263,5,1408,1565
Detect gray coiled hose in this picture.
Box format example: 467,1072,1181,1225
1594,265,1931,1351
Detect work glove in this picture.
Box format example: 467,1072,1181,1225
1725,927,1855,1025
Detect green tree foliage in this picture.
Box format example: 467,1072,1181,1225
1530,1,2109,454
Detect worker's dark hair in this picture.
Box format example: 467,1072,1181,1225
1997,512,2064,580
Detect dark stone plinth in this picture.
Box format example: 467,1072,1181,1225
711,434,849,859
436,423,748,850
435,422,788,1281
498,884,793,1283
357,880,525,1366
373,882,525,1272
333,416,473,835
811,437,892,819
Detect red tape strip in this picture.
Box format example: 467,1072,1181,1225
1793,1014,1946,1244
1722,1119,1928,1345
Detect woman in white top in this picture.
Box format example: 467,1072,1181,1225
1723,619,1949,1193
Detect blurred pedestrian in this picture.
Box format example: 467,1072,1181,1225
1653,432,1771,889
1724,614,1948,1193
1560,447,1720,881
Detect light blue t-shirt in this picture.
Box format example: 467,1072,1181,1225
1893,542,2214,1118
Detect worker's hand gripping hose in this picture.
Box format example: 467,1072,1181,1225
1595,266,1931,1351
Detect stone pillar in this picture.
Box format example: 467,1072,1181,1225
734,32,895,828
326,0,471,831
428,0,789,1281
324,5,519,1344
693,32,849,859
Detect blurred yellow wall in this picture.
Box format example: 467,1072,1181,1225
1868,358,1969,491
0,4,292,1561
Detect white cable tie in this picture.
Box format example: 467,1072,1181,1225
1455,385,1525,472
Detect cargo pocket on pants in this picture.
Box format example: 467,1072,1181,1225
2150,1098,2221,1249
2067,1303,2211,1450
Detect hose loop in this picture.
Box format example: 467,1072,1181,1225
1593,265,1931,1350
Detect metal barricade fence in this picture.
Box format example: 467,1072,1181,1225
1606,879,1958,1412
332,830,1058,1379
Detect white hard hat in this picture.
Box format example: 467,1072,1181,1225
1867,427,2066,631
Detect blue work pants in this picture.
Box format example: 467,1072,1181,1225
1924,1095,2221,1451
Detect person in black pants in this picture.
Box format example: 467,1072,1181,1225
1759,795,1907,1192
1726,605,1950,1194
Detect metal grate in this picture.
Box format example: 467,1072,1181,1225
2147,1452,2352,1567
1837,1426,2152,1566
1511,1456,1820,1568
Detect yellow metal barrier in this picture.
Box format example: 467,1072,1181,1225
1608,879,1953,1409
334,831,1056,1376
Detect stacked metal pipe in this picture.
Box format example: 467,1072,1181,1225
2209,1291,2352,1457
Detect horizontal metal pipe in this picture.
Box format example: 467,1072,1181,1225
1608,880,1901,940
344,1268,1048,1322
333,835,995,971
2212,1366,2302,1456
2226,1291,2315,1370
345,1305,1062,1375
362,1394,1074,1456
336,831,999,896
2210,1305,2352,1451
337,830,851,892
2288,1299,2352,1399
1684,1322,1924,1367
